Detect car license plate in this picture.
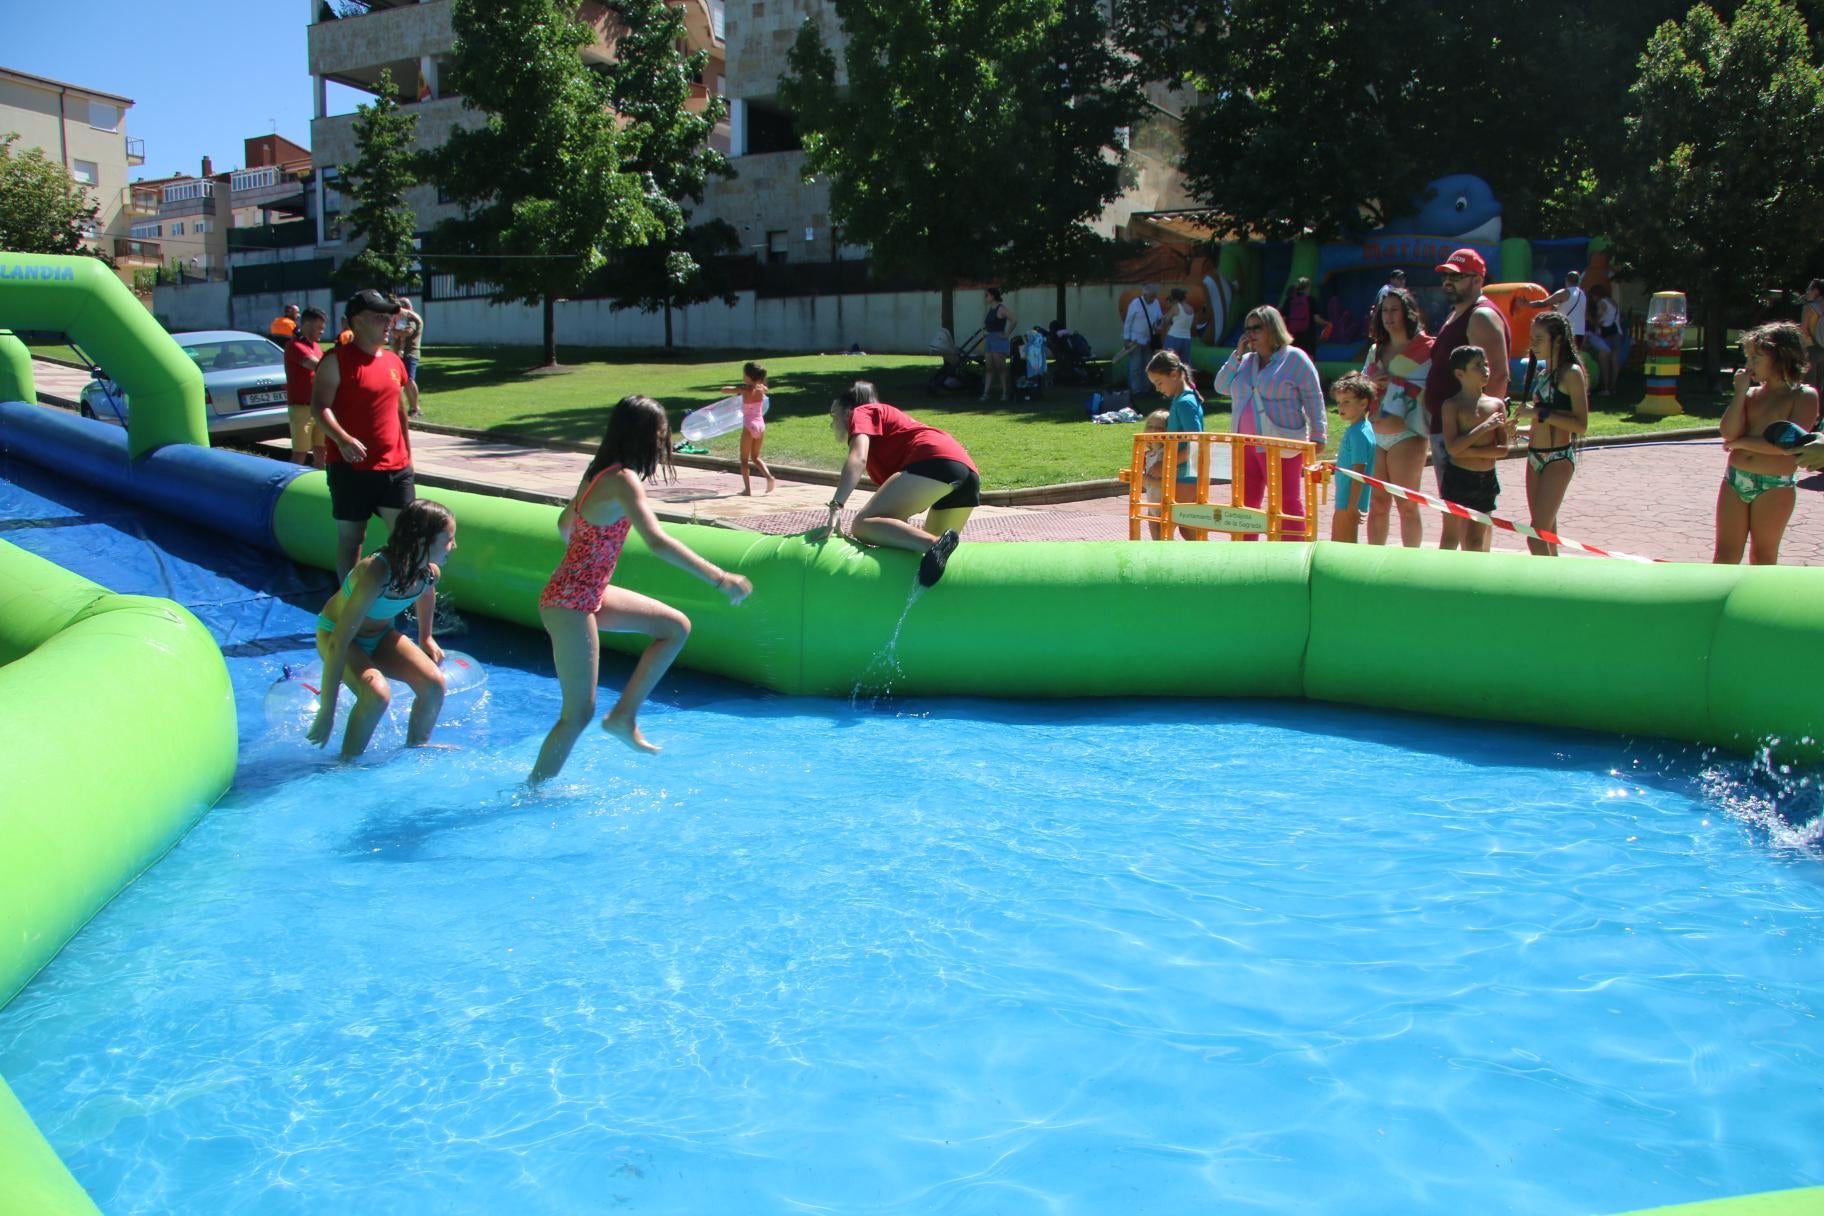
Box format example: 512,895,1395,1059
240,388,287,408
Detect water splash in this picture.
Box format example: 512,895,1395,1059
1621,738,1824,852
849,582,926,709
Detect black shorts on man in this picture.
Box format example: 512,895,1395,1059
326,464,416,522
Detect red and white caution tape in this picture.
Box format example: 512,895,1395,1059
1320,461,1664,563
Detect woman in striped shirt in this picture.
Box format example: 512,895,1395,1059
1213,305,1326,540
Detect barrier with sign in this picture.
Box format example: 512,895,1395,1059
1125,431,1320,541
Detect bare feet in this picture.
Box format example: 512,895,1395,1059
740,487,752,496
765,479,776,494
602,710,660,753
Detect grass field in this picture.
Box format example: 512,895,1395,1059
19,336,1735,489
410,345,1731,488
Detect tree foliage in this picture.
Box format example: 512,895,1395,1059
780,0,1142,327
1111,0,1688,240
335,70,421,294
423,0,660,365
599,0,740,346
0,133,109,262
1609,0,1824,376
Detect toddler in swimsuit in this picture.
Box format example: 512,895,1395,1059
310,499,457,759
528,395,753,787
737,361,775,496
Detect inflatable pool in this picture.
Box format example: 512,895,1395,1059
2,254,1821,1214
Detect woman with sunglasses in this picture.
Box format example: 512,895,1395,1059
1213,306,1326,539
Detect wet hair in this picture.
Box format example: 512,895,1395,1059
1330,370,1376,403
377,499,455,594
1247,305,1292,349
1143,408,1171,430
584,394,673,485
834,381,879,412
1743,320,1810,383
1448,344,1489,374
1369,287,1427,347
743,361,767,385
1523,311,1579,399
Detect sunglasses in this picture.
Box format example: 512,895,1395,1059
1244,323,1265,332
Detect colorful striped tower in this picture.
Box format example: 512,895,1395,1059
1635,290,1687,415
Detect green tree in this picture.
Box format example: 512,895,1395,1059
1610,0,1824,382
1111,0,1686,241
0,133,109,261
335,69,421,294
780,0,1140,333
423,0,660,368
600,0,740,348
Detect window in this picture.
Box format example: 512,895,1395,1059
162,180,215,203
765,230,788,265
131,222,161,239
88,101,121,132
170,221,185,236
71,159,99,186
194,218,213,235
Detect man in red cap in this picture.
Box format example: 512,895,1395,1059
1422,248,1509,550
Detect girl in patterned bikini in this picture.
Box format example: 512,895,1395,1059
1520,311,1589,556
529,396,753,786
1713,321,1819,565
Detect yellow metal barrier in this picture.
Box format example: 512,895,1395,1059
1125,432,1320,541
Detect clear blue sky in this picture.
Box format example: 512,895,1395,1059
5,1,349,179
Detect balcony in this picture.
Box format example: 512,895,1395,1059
114,238,162,261
123,186,160,217
311,92,480,168
162,180,216,204
309,0,452,82
125,136,145,165
227,222,319,253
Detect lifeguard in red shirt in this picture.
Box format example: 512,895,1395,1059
312,289,417,581
817,381,980,587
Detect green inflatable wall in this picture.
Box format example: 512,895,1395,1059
1616,1187,1824,1216
270,473,1824,761
0,541,236,1214
0,329,35,405
0,253,206,455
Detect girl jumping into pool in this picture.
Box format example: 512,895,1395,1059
818,381,981,587
1714,321,1818,565
529,395,752,785
309,498,455,759
1519,311,1589,556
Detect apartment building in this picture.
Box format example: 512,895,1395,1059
304,0,729,254
0,65,152,285
131,160,233,278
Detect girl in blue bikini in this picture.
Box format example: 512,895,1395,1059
309,499,457,758
1520,312,1589,556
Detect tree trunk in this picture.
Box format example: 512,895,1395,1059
940,285,955,338
1703,274,1725,392
541,294,557,368
664,298,674,350
1055,282,1067,329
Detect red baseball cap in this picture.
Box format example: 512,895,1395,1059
1435,248,1487,277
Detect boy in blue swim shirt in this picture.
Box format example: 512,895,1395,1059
1329,372,1378,543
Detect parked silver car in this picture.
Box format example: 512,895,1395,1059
80,329,293,437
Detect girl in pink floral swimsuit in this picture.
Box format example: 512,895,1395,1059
528,395,753,786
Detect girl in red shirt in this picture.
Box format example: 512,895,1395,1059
817,381,980,587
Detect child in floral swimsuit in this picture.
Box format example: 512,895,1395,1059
528,395,753,786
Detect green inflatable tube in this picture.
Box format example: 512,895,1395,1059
270,474,1824,761
0,541,234,1214
1615,1188,1824,1215
0,253,206,455
1498,235,1532,284
0,329,35,405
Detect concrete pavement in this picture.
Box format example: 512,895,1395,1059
28,356,1823,564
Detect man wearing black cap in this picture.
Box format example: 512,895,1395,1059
312,289,417,580
1422,249,1510,550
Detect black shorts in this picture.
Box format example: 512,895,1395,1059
327,463,415,522
900,458,981,510
1441,461,1499,515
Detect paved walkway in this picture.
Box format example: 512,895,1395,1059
28,357,1824,565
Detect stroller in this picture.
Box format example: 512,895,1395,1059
926,327,985,395
1044,322,1096,386
1011,328,1048,400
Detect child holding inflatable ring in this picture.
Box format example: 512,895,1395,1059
528,395,752,786
309,499,456,759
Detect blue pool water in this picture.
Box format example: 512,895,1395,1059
2,459,1821,1215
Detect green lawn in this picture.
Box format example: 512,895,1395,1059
413,345,1731,489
